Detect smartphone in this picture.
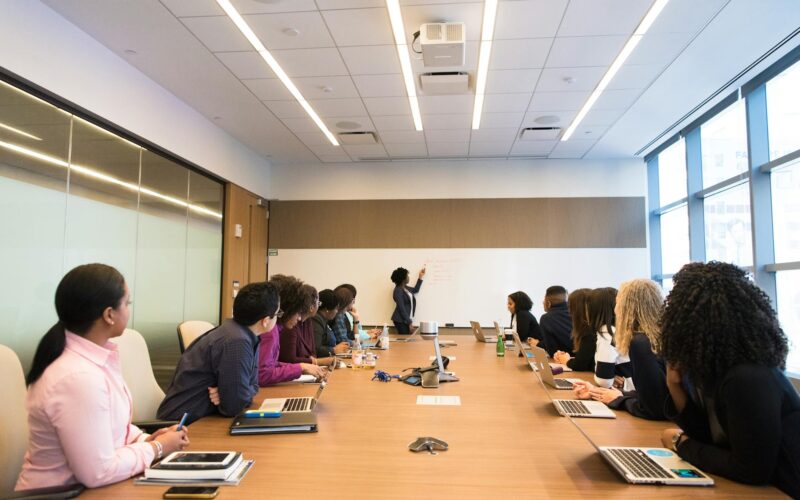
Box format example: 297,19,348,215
163,486,219,499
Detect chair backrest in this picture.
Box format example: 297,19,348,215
0,344,29,497
177,320,214,353
110,329,164,421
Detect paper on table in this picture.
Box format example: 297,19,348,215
416,395,461,406
291,374,318,383
429,355,456,361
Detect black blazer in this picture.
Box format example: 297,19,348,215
511,310,543,343
607,333,667,420
391,279,422,323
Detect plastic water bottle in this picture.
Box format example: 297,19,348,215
496,334,505,357
381,323,390,350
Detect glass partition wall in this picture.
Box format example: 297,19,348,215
0,78,223,382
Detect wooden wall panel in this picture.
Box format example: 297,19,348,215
270,197,646,249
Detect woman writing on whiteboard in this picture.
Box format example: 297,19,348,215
390,266,425,334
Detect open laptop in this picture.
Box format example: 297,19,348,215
258,381,327,413
393,326,420,342
470,321,497,343
510,330,537,369
495,320,521,349
529,345,582,390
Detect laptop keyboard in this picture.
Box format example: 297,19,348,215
558,400,590,414
282,397,311,412
607,448,672,479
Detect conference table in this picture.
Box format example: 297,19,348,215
83,335,786,499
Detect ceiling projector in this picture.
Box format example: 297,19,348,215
419,22,466,67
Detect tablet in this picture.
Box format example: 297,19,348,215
158,451,238,469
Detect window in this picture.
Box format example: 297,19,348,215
766,60,800,160
701,100,748,188
771,159,800,263
658,139,687,204
660,205,690,274
776,270,800,376
704,183,753,266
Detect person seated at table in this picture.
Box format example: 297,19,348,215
332,285,380,345
572,279,668,420
585,287,634,391
553,288,596,371
257,275,327,386
16,264,189,491
312,289,348,358
279,284,335,366
536,285,573,356
507,291,543,344
158,282,281,423
658,262,800,497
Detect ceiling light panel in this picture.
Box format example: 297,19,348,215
385,0,423,131
216,0,339,145
472,0,499,130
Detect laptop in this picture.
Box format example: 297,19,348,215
551,398,616,419
470,321,497,343
510,330,537,369
495,320,520,349
529,345,582,390
258,381,327,413
565,409,713,486
393,326,419,342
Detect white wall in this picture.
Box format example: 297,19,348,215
0,0,271,196
267,157,651,326
268,158,645,200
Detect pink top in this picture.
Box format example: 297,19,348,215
15,332,155,490
258,324,302,386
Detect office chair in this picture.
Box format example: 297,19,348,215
0,344,85,499
177,320,214,353
110,329,176,433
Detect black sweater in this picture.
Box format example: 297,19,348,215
669,364,800,497
566,331,596,372
512,310,543,344
539,302,573,357
607,333,667,420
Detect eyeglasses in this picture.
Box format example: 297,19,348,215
275,309,284,318
316,300,322,307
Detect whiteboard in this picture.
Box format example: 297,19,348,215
268,248,650,327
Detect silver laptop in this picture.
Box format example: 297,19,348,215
393,326,419,342
566,411,714,486
510,330,537,369
529,346,582,390
259,382,327,413
551,398,616,419
470,321,497,343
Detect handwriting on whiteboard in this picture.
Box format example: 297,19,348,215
426,257,459,284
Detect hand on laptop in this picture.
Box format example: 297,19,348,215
589,386,622,404
572,381,593,399
367,328,381,338
526,337,539,347
553,351,571,365
333,342,350,354
301,363,327,380
208,386,220,406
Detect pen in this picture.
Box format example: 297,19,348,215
176,412,189,431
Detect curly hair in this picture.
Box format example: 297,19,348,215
660,261,788,390
390,267,409,285
614,279,663,356
269,274,308,322
568,288,594,352
508,291,533,312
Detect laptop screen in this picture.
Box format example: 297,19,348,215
432,335,446,372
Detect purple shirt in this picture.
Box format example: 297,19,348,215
278,318,315,364
257,324,302,386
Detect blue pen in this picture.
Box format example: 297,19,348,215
176,412,189,431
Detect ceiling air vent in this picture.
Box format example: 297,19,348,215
519,127,562,141
420,22,466,67
419,72,469,94
337,131,378,145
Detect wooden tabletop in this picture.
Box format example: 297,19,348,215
82,336,786,499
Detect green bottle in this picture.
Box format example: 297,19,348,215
496,334,505,357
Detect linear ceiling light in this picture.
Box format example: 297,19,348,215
472,0,499,130
215,0,339,145
0,139,222,219
561,0,669,141
386,0,423,131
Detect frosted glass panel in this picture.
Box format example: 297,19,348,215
0,83,70,370
133,150,188,361
184,171,223,325
63,116,140,279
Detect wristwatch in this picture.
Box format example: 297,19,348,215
671,431,685,451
